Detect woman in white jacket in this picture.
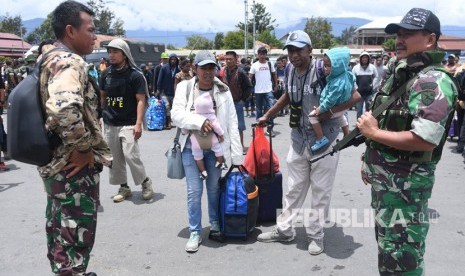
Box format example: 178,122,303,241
171,50,243,253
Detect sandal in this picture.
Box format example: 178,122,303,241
311,136,329,152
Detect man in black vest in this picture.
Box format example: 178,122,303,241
100,38,153,203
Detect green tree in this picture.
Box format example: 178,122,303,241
304,17,334,49
257,30,283,48
25,13,54,45
186,35,213,50
236,3,276,35
214,32,224,49
111,18,125,36
383,38,396,51
0,13,27,37
338,26,357,45
166,43,177,50
87,0,125,36
223,31,250,49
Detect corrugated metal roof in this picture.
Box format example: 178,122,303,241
0,32,21,40
0,39,31,49
0,32,32,55
439,41,465,50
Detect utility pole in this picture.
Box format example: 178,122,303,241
252,0,256,61
244,0,248,58
20,27,24,56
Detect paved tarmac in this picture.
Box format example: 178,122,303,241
1,110,464,276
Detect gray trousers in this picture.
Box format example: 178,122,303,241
104,124,147,186
277,145,339,239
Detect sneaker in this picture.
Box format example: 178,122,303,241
141,177,153,200
257,227,294,243
265,130,276,137
113,186,132,202
185,232,202,252
308,238,324,255
452,147,464,154
311,136,329,152
85,273,97,276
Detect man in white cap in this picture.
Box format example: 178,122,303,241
256,30,359,255
445,53,459,75
100,38,153,202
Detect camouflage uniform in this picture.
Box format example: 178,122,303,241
39,44,112,275
4,65,17,94
362,51,458,275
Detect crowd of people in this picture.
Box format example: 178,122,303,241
0,1,463,275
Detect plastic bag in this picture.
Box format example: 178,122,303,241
243,126,279,178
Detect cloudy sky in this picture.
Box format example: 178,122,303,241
2,0,465,32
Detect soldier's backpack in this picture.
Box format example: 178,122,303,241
145,96,166,130
7,49,61,166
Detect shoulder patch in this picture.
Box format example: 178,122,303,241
419,81,438,91
421,90,436,106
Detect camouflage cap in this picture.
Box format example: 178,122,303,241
25,54,37,63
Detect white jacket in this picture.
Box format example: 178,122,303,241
171,77,243,166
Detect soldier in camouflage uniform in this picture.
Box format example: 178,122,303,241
16,58,27,83
39,1,112,275
25,54,37,76
4,60,17,96
357,8,458,275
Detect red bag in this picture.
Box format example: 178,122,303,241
243,126,279,178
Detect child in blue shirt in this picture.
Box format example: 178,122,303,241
308,47,354,152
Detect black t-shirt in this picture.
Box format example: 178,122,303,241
100,66,147,126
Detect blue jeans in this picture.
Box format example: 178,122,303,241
255,92,274,127
234,102,246,131
356,94,373,119
182,146,221,234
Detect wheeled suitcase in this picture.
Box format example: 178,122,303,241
218,165,259,240
249,123,283,222
256,172,283,222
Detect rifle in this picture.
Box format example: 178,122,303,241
309,128,365,163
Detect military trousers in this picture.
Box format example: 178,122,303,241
44,167,100,276
372,189,430,276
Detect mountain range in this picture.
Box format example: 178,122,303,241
21,17,465,47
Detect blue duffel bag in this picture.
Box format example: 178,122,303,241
218,165,258,241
